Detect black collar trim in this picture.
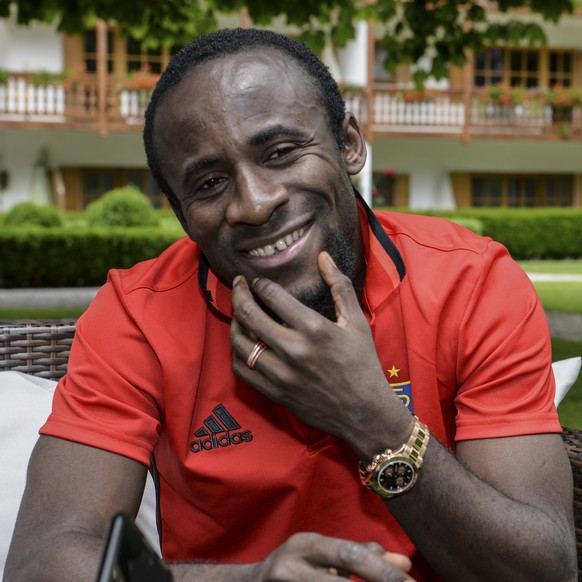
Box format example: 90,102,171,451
355,190,406,281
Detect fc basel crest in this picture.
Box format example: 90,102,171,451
387,364,414,413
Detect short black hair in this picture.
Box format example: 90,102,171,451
143,28,346,219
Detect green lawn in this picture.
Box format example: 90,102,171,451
0,307,85,320
517,259,582,314
518,259,582,275
532,282,582,313
554,338,582,429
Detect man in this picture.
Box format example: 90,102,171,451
5,28,576,581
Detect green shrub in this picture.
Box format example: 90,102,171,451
85,186,159,227
3,202,64,228
0,227,183,287
446,217,484,235
441,209,582,260
381,207,582,260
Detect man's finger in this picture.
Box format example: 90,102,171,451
231,274,286,339
317,251,363,327
383,552,413,573
249,276,327,332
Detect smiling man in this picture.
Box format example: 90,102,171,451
5,28,576,582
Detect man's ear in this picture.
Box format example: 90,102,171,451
341,113,367,175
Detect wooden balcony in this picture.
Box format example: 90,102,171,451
0,72,150,134
345,86,582,141
1,72,580,141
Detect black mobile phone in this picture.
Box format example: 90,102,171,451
96,513,173,582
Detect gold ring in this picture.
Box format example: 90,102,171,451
246,341,268,370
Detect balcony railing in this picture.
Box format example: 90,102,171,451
0,73,579,141
0,72,151,133
367,87,581,140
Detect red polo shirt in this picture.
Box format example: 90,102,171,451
41,200,560,580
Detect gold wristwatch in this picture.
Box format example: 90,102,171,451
359,416,429,499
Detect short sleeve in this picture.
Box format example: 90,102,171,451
453,242,561,441
40,271,163,466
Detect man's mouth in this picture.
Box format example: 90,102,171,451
248,227,306,257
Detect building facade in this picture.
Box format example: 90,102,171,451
1,8,581,212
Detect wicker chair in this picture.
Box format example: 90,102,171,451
2,319,582,577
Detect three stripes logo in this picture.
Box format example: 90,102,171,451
189,404,253,453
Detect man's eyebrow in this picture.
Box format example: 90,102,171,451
248,124,305,147
183,155,220,187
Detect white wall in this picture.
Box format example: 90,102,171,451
0,17,62,72
486,12,582,50
337,21,368,87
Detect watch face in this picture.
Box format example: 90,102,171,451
378,460,415,494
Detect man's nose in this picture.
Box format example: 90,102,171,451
226,167,289,225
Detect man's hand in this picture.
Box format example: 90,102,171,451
253,533,414,581
170,534,414,581
230,252,412,460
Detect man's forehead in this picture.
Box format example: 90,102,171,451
153,47,323,156
191,47,310,89
158,48,318,125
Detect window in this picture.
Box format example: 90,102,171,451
124,38,182,75
472,177,502,207
372,170,397,205
471,175,573,207
546,176,572,206
84,170,115,205
549,51,573,87
374,44,394,82
507,177,537,207
474,49,504,87
83,30,114,73
82,168,165,209
508,50,539,88
474,48,575,89
126,38,165,74
81,29,181,76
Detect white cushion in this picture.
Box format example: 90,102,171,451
0,372,159,579
553,357,582,406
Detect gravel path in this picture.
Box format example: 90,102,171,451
545,311,582,342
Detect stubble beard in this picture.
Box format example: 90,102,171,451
296,228,358,322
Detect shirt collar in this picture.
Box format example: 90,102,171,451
198,191,406,318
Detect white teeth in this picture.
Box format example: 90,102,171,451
249,228,305,257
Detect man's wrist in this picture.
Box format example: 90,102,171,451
359,416,429,500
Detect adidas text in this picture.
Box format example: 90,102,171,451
189,430,253,453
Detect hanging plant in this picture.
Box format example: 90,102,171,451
478,84,525,106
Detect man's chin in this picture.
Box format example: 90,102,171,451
254,282,336,323
297,285,337,322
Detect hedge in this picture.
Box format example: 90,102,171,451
0,227,184,288
0,209,581,287
386,208,582,260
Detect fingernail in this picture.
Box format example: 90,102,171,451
232,275,242,287
325,252,337,267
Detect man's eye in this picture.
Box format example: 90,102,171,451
267,146,295,160
199,176,224,191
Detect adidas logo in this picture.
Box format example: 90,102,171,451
189,404,253,453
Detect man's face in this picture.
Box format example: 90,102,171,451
153,49,366,313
